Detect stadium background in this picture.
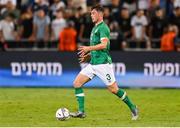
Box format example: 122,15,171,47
0,0,180,127
0,0,180,87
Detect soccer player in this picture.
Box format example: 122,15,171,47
70,5,138,120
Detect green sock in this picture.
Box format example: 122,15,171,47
116,89,136,111
75,87,85,112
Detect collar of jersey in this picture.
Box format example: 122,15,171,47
95,21,104,27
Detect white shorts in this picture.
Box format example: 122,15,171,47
80,63,116,86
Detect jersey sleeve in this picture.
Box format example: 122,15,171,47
99,26,109,41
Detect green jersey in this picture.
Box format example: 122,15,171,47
90,21,112,65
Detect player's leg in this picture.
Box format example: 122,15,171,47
73,73,90,113
107,82,136,110
94,64,138,120
71,64,94,118
107,82,138,120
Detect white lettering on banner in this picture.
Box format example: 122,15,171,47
80,62,126,76
11,63,21,76
114,63,126,76
37,63,46,76
11,62,62,76
154,63,165,76
144,63,180,76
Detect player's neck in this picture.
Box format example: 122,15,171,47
95,20,103,26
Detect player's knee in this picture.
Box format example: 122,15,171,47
108,82,119,94
108,86,118,94
73,80,82,88
109,88,118,94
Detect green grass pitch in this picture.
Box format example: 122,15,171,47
0,88,180,127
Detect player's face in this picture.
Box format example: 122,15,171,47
91,9,99,23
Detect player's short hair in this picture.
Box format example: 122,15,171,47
91,4,104,13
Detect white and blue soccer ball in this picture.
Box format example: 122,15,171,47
55,108,70,121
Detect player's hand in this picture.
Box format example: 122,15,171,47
78,54,90,63
78,46,90,56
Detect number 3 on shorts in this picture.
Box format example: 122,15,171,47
106,74,111,80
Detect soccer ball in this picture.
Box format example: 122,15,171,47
55,108,70,121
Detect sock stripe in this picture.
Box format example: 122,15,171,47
121,92,126,100
76,93,85,97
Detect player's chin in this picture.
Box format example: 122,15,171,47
92,19,96,23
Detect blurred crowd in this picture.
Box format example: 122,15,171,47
0,0,180,52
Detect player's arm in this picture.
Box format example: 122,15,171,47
78,38,108,55
89,38,108,51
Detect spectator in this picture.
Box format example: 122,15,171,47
0,0,16,7
0,27,7,51
71,0,87,13
121,0,136,15
165,0,174,17
110,0,121,18
109,21,122,50
116,7,131,49
103,6,113,25
0,13,18,41
161,25,178,51
100,0,111,6
149,0,160,9
30,8,50,48
137,0,150,11
21,0,33,7
0,0,179,51
18,6,33,48
51,9,67,41
173,0,180,8
149,7,168,48
59,21,77,51
19,6,33,40
0,1,20,20
148,0,161,18
33,0,49,14
86,0,99,6
130,9,150,48
70,7,84,41
50,0,66,18
170,7,180,38
66,0,76,10
78,6,94,45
